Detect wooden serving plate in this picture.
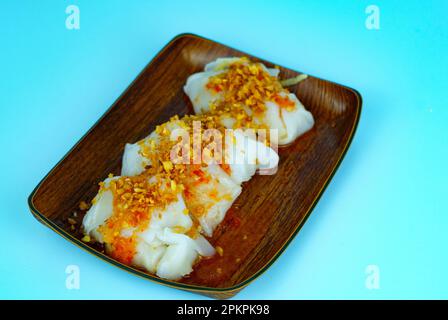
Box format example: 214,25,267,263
28,34,361,299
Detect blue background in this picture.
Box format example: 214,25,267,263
1,0,447,299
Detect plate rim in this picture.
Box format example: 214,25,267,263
27,32,363,296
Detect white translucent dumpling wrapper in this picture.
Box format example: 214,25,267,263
183,57,314,145
131,192,190,277
184,163,242,237
121,143,150,177
82,176,117,243
183,69,222,115
82,176,215,280
255,92,314,145
224,130,279,184
136,196,215,279
133,195,214,279
155,228,213,280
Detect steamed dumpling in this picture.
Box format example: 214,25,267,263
184,57,314,145
121,119,279,185
82,175,214,280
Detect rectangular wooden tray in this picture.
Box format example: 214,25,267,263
28,33,361,299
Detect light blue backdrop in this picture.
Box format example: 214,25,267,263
0,0,447,299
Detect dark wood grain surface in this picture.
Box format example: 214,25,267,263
29,34,361,298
